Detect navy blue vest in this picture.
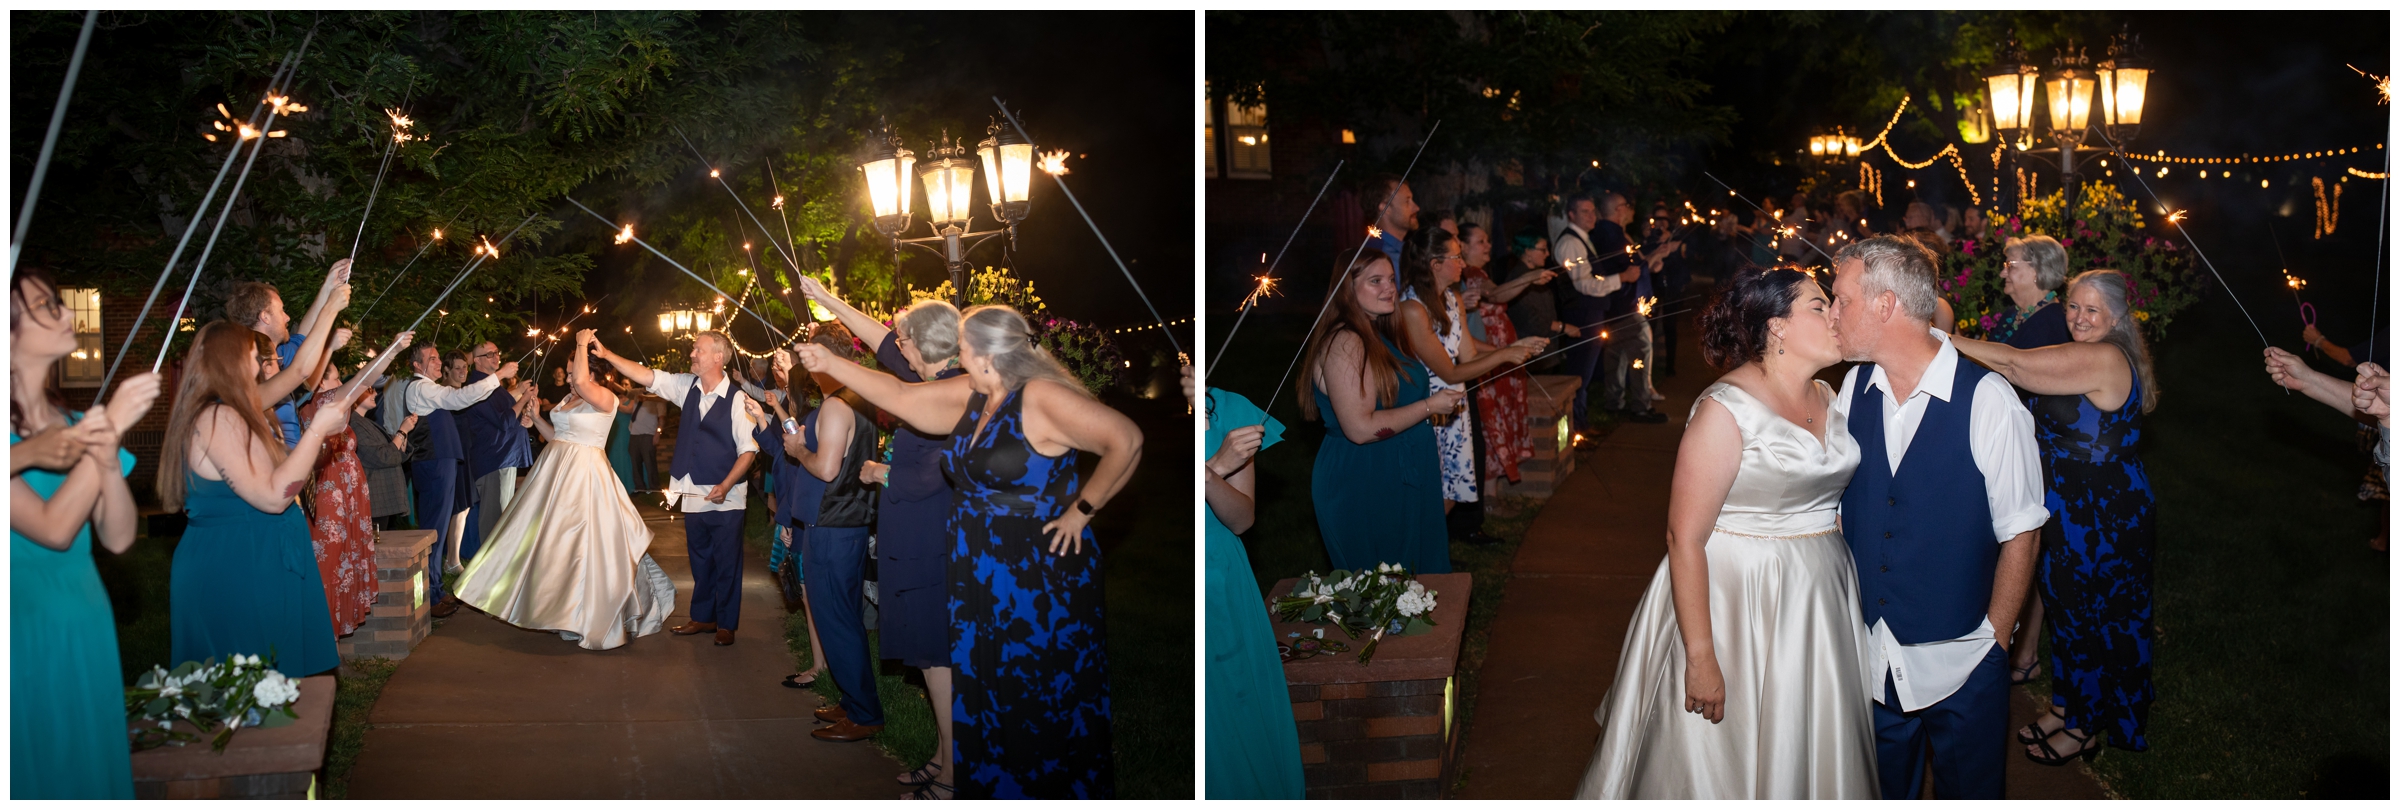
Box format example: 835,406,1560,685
1841,358,1999,644
668,376,739,486
458,370,531,478
1554,224,1613,327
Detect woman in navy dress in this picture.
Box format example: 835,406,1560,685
1299,251,1458,574
796,277,966,797
792,304,1142,799
1994,234,2073,684
1951,269,2157,765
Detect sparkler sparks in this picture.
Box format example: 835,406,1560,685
2284,269,2308,291
1637,296,1657,318
1039,149,1071,176
387,109,418,143
1240,274,1280,310
615,224,634,245
771,194,785,210
2352,64,2392,105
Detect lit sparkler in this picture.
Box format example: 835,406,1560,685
1039,149,1071,176
615,224,635,245
2351,64,2391,105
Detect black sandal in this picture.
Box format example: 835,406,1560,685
2025,726,2099,766
898,762,942,786
902,780,955,800
780,672,819,689
2009,660,2043,685
2015,706,2065,746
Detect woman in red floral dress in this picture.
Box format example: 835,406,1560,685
296,367,376,636
1460,223,1536,483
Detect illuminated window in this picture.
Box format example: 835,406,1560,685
1224,99,1270,179
60,287,102,386
1204,83,1218,179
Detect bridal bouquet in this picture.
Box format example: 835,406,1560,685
125,654,304,752
1273,563,1439,664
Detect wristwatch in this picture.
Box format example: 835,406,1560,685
1074,498,1096,516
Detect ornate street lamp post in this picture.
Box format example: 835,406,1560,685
860,111,1039,308
1987,27,2152,216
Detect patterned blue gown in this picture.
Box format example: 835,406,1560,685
2027,352,2154,751
943,387,1113,799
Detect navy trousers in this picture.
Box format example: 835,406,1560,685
683,509,747,630
408,458,471,600
1873,644,2009,799
803,524,883,726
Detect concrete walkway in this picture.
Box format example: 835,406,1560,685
344,502,894,799
1452,316,2110,799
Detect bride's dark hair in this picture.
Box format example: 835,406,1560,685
1699,265,1815,370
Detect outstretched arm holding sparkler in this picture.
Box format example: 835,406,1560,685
793,275,891,351
2264,346,2362,413
258,261,355,409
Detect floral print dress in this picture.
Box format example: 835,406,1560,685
2027,351,2155,751
1405,286,1477,502
299,398,375,636
1465,265,1530,482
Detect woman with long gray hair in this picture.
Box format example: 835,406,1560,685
1950,268,2157,766
794,277,970,798
790,303,1142,799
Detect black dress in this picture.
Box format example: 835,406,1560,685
943,388,1114,798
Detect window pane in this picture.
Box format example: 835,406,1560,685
1226,101,1269,179
61,288,102,386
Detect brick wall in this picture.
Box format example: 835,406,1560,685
1290,678,1450,799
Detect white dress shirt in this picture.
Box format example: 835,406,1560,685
647,370,757,513
402,371,504,417
1551,221,1625,301
1833,328,2048,712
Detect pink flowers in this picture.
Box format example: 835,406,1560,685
1960,239,1978,257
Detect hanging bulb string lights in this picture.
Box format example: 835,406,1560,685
2115,145,2384,166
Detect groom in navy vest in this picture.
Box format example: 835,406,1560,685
596,330,757,646
1828,236,2046,799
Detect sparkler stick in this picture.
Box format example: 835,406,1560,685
148,30,322,376
993,97,1183,355
568,198,792,347
1208,160,1342,376
1705,172,1834,264
403,212,539,335
515,290,618,367
764,156,806,279
93,46,303,404
9,10,98,278
347,101,417,266
2096,137,2272,349
357,219,452,324
1466,306,1697,394
672,125,805,278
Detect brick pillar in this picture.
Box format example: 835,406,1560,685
338,529,436,661
1490,374,1579,498
1271,572,1472,799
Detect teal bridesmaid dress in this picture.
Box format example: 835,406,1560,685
607,408,638,496
170,473,339,678
1311,337,1450,574
9,417,137,799
1203,390,1304,799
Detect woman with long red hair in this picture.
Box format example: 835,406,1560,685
156,320,394,678
1299,251,1461,574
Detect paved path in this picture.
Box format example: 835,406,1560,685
345,503,894,800
1452,315,2110,799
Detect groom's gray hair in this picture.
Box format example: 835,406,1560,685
1835,235,1939,322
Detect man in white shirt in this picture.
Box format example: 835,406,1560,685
596,330,757,646
393,342,517,617
1828,235,2043,799
1551,194,1646,437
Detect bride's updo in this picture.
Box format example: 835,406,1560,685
1699,265,1816,370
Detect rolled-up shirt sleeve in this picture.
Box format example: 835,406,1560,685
1969,372,2050,541
1556,230,1624,300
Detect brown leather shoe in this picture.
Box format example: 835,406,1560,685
430,596,462,618
713,628,735,646
670,621,717,636
811,718,882,742
814,705,847,723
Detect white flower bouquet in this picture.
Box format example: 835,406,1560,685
125,653,304,752
1272,563,1440,664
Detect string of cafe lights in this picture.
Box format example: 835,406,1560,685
1110,315,1192,335
2114,145,2384,166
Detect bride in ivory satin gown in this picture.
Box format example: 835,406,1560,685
1576,268,1879,799
454,329,674,650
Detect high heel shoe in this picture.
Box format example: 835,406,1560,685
2024,726,2099,766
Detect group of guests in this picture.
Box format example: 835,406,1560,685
11,252,1146,800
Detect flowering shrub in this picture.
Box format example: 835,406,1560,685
1944,183,2200,340
1273,563,1440,664
125,654,304,752
909,265,1125,392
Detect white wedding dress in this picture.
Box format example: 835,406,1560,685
1575,381,1880,799
453,398,676,651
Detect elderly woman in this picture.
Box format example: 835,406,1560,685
1994,235,2073,349
1459,222,1541,485
348,384,414,531
1949,269,2157,766
792,305,1140,799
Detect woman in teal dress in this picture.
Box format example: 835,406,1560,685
1202,384,1304,798
10,269,163,799
605,372,639,495
1298,252,1459,574
156,321,363,679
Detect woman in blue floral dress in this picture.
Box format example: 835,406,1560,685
791,304,1143,799
1952,269,2157,765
